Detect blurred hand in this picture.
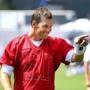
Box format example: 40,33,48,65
74,34,89,46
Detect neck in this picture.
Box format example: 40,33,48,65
28,31,42,41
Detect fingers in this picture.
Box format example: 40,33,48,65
80,39,88,46
74,34,89,46
74,37,82,44
79,34,89,39
83,35,89,37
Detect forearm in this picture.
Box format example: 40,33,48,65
84,63,90,84
0,72,13,90
84,63,90,75
71,42,86,62
71,54,84,62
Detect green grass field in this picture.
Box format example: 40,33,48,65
55,64,86,90
0,64,86,90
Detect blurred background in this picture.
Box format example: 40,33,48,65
0,0,90,90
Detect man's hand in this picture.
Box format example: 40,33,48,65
74,34,89,55
72,34,89,62
74,34,89,46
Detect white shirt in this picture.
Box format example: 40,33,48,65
84,44,90,62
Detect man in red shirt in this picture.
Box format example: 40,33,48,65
0,7,88,90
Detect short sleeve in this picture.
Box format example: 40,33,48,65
0,40,18,67
61,39,74,65
51,37,74,69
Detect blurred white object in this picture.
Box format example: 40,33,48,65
59,18,90,33
84,44,90,62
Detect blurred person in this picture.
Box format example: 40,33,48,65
0,7,88,90
84,44,90,90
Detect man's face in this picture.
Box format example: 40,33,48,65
34,19,53,39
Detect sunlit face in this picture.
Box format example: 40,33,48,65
35,19,53,40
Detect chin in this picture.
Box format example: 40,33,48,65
41,36,48,39
44,36,48,39
40,33,49,39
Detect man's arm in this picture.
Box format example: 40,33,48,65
0,64,14,90
84,62,90,87
71,54,84,62
0,72,13,90
71,34,89,62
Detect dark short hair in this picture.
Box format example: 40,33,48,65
31,7,52,24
